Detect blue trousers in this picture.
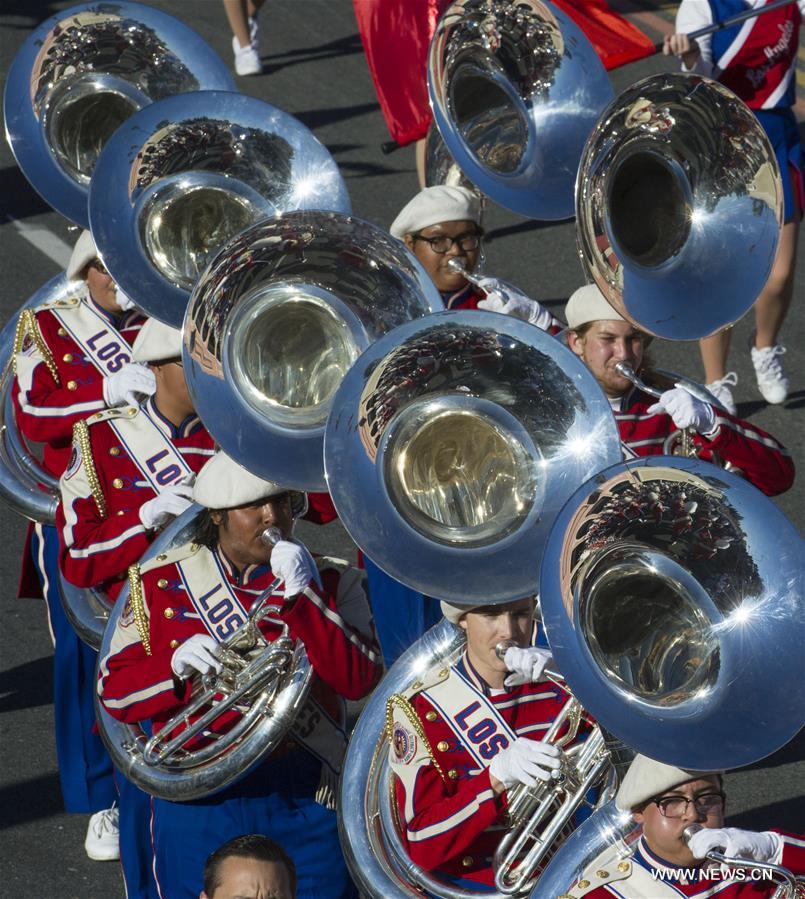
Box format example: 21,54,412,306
31,523,115,813
116,771,159,899
151,749,356,899
364,557,442,666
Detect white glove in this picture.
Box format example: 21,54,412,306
115,286,137,312
171,633,222,678
689,828,782,865
271,540,316,598
476,277,558,332
503,646,553,687
139,482,194,531
489,737,561,789
103,363,156,407
647,387,717,435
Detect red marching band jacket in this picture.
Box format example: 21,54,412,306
13,295,146,478
98,544,383,760
388,653,594,887
57,398,214,602
444,284,564,335
615,387,794,497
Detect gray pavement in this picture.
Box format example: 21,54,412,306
0,2,802,897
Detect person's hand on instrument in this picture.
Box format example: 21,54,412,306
662,33,701,69
171,634,222,678
489,738,561,791
271,540,316,598
139,482,194,531
476,277,559,332
102,363,156,407
689,827,782,864
647,388,717,435
503,646,553,687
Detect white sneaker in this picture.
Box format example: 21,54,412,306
85,804,120,862
232,36,262,76
750,342,789,404
705,372,738,415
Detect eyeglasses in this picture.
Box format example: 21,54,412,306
412,231,482,254
653,792,725,818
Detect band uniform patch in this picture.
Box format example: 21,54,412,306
120,597,135,628
392,722,417,764
20,331,33,354
63,443,81,480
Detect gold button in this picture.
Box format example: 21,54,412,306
447,769,458,779
116,510,125,516
164,608,174,619
578,881,590,890
437,741,449,752
410,681,423,691
156,553,167,561
169,639,180,649
190,543,199,552
558,895,575,899
461,856,473,868
109,447,120,456
596,870,609,879
112,478,124,489
617,862,630,873
57,327,67,337
127,407,137,416
425,711,438,722
66,380,77,390
157,578,168,588
438,668,448,677
62,353,73,362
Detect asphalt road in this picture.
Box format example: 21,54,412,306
0,2,802,897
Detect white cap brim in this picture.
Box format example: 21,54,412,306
132,318,183,364
390,186,482,239
193,450,289,510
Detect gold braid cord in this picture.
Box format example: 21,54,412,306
127,564,152,656
12,309,60,383
386,693,447,784
73,420,107,518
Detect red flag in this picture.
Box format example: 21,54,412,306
353,0,654,147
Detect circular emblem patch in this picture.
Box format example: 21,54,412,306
392,722,417,764
120,598,135,627
63,443,81,480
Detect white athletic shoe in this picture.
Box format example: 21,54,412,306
705,372,738,415
232,36,262,76
750,342,789,404
85,804,120,862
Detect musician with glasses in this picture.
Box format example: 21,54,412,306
12,230,151,861
99,449,383,899
564,283,794,497
564,753,805,898
388,597,594,889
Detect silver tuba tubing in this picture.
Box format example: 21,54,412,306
95,507,313,801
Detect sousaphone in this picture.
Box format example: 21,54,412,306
4,1,234,226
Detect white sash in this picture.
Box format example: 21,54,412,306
50,301,132,376
107,407,193,494
422,660,517,769
175,546,348,786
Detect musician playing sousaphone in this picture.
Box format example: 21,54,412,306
99,450,383,899
564,283,794,496
387,597,595,888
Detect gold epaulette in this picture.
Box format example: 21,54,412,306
139,541,202,576
35,296,81,311
127,564,152,657
400,663,450,700
72,420,106,519
85,405,139,425
12,308,60,383
385,693,447,783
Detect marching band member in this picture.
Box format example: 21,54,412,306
388,597,593,888
564,754,805,898
98,450,383,899
564,284,794,496
58,317,214,601
57,317,214,898
12,230,149,859
390,185,562,332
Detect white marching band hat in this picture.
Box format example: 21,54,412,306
390,185,482,239
439,600,484,624
615,753,722,811
66,230,99,281
193,450,289,510
564,283,626,330
131,318,183,364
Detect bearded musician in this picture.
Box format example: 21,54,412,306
12,230,151,859
99,450,383,899
388,597,594,888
